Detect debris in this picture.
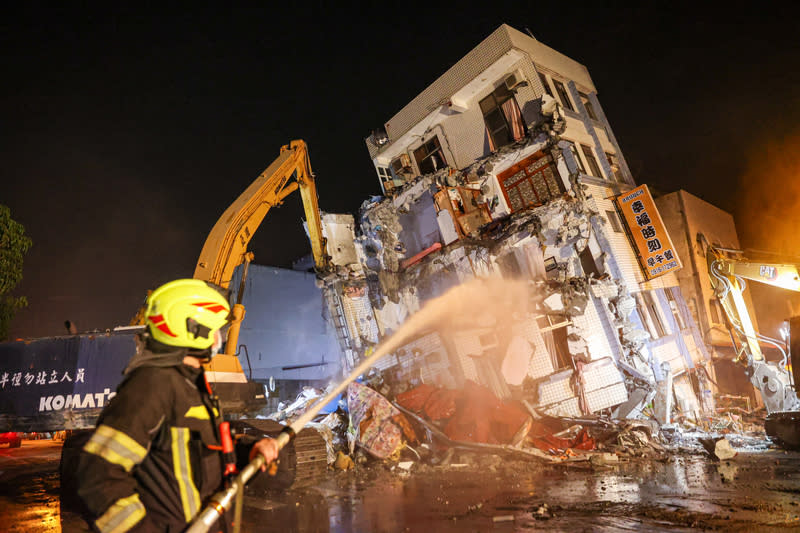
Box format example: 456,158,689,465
347,381,416,459
699,436,738,461
335,451,355,471
589,453,620,467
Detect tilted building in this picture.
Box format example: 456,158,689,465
317,24,711,422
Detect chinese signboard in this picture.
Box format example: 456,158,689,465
0,333,135,431
614,184,682,280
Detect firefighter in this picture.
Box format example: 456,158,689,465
76,279,279,532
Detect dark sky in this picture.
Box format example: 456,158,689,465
3,5,800,339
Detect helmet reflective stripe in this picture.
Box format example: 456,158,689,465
144,279,231,350
192,302,228,314
146,314,178,337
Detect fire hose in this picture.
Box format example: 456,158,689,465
186,277,511,532
185,318,426,532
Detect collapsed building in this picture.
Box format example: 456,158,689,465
309,24,713,429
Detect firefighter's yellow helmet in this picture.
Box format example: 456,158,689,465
144,279,231,350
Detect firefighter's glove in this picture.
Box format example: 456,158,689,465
249,437,280,474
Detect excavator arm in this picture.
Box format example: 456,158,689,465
194,140,329,362
704,236,800,413
194,140,328,286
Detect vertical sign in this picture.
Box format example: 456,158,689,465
614,184,682,280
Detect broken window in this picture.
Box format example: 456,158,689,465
578,92,598,120
497,152,564,213
538,315,572,370
543,256,560,280
580,144,603,178
605,210,623,233
566,142,586,174
578,246,601,278
496,250,524,279
376,166,394,191
480,84,526,150
665,288,687,330
391,153,414,182
635,291,668,339
538,72,553,97
605,152,624,182
552,79,574,112
413,136,447,175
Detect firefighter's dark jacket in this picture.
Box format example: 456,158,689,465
76,355,251,532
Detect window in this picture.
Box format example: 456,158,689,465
537,315,573,369
391,153,414,181
552,79,574,112
665,288,687,330
578,92,598,120
635,291,668,339
538,72,553,97
605,152,624,182
376,166,392,185
580,144,603,178
567,142,586,173
544,256,559,272
480,84,526,150
497,152,564,212
578,246,602,278
413,136,447,175
496,250,524,279
605,210,623,233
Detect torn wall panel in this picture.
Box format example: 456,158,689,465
580,357,629,413
651,340,688,376
320,213,359,267
537,370,582,417
510,316,556,380
341,286,380,347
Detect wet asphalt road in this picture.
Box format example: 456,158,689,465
2,439,800,532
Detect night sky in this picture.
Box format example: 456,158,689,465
3,5,800,339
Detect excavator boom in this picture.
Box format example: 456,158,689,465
194,140,328,286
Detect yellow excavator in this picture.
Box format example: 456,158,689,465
703,235,800,448
193,140,329,398
131,139,330,411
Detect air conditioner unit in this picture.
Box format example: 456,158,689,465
504,71,528,92
391,153,412,173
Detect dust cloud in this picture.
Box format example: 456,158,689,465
290,276,535,431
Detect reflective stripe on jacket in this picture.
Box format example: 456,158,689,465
77,362,226,532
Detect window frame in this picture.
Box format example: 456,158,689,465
537,314,573,370
480,84,526,150
636,291,668,339
580,144,603,178
413,136,447,175
605,210,623,233
567,142,586,173
578,92,598,120
538,72,553,97
552,79,574,112
605,152,624,182
665,288,687,330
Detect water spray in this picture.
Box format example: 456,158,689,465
186,276,529,533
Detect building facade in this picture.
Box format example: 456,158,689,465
318,24,711,422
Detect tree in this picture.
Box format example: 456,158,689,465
0,205,32,341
